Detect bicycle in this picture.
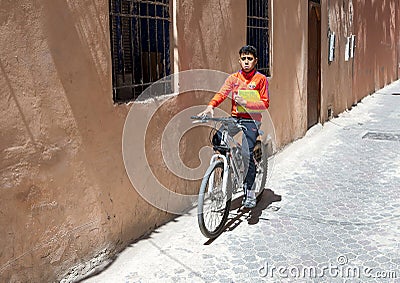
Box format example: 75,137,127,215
191,116,268,238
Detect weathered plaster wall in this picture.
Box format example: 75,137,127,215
320,0,354,119
0,1,178,281
268,0,309,147
353,0,399,101
319,0,398,121
177,0,246,73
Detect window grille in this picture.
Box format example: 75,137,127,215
247,0,270,76
109,0,171,102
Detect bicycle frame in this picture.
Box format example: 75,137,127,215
208,122,245,198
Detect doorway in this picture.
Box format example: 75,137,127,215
307,1,321,129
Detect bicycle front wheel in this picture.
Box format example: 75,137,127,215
198,161,231,238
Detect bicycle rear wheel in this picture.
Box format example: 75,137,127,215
198,161,231,238
253,141,268,200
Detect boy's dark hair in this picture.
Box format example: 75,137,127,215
239,45,258,58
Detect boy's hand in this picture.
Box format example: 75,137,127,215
198,105,214,117
234,94,247,106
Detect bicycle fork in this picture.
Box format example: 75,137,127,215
208,154,230,198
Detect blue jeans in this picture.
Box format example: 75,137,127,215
213,118,261,191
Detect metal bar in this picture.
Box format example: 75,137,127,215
138,1,143,92
165,1,170,92
162,2,166,80
146,2,152,82
132,0,169,7
154,4,159,80
249,0,252,36
247,16,268,21
132,1,138,98
166,1,170,75
113,79,172,89
247,25,268,30
110,12,170,21
246,0,249,43
118,0,126,84
110,1,118,101
129,1,135,90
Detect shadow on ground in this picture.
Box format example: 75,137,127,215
80,189,282,279
204,188,281,245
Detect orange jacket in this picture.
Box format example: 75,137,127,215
208,69,269,121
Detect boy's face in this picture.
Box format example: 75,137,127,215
239,53,257,73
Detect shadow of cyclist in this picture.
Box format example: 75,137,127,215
203,189,281,245
246,189,282,225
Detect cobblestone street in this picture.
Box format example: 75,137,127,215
83,81,400,283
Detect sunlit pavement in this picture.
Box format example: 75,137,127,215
82,81,400,283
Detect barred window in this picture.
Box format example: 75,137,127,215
109,0,171,102
247,0,270,76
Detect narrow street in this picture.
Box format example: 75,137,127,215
82,81,400,282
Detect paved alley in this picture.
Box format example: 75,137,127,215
82,81,400,283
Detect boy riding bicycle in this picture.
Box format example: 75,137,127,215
198,45,269,208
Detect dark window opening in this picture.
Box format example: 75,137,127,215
109,0,171,102
247,0,270,76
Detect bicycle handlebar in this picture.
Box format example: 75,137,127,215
191,116,249,132
190,116,237,123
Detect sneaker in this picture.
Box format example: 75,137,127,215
243,196,256,208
